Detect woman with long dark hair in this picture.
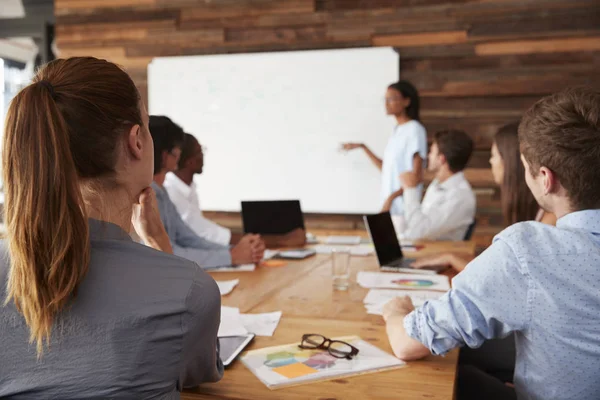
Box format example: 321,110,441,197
491,122,556,226
342,80,427,216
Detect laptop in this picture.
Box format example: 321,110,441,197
241,200,305,235
364,212,445,273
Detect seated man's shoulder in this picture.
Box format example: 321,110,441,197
447,178,476,203
495,221,579,257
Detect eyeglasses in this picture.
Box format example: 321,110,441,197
298,334,359,360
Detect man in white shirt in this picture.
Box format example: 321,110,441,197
396,129,476,241
164,135,231,245
165,133,305,247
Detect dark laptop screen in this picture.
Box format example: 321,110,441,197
242,200,304,235
364,212,403,266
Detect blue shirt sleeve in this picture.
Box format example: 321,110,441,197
170,208,232,268
153,182,232,268
403,237,531,356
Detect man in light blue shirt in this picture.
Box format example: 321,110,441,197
383,86,600,400
149,116,265,269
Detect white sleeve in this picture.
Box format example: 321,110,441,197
167,189,232,246
402,125,428,171
416,124,428,166
186,214,232,246
403,186,475,240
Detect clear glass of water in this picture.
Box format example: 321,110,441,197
332,248,351,291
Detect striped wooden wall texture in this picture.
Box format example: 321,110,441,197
54,0,600,248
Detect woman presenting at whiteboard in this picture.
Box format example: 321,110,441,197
342,80,427,216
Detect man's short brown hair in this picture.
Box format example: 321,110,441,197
434,129,474,173
519,86,600,211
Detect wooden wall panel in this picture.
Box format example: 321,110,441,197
54,0,600,247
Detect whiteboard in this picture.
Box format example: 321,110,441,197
148,47,398,214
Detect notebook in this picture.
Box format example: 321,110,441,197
241,336,404,389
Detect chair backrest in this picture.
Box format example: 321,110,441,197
463,220,477,241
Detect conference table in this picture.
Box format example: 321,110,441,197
183,235,476,400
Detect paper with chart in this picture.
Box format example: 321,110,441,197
357,271,450,291
216,279,239,296
220,307,283,337
241,336,404,389
363,289,444,315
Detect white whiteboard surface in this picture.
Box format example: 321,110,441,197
148,47,398,214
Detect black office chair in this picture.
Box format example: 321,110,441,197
463,220,477,241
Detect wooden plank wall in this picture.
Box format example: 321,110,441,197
54,0,600,249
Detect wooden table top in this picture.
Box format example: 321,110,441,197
185,239,476,400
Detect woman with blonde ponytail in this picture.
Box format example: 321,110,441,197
0,57,223,398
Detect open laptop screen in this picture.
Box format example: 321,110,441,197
364,212,404,266
242,200,304,235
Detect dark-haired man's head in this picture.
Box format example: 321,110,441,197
428,130,474,175
178,133,204,175
519,86,600,214
149,115,185,175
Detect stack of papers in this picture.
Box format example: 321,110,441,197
363,289,443,315
219,306,282,337
357,271,451,291
216,279,239,296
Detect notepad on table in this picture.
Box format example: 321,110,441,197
241,336,404,389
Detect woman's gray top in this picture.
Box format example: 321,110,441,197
0,219,223,399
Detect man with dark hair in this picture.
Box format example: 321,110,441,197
164,133,306,247
149,116,265,268
393,129,475,240
383,87,600,400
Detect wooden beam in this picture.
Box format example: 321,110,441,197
316,0,475,11
476,37,600,56
372,30,468,47
401,52,600,72
55,0,154,12
396,43,475,59
225,25,326,44
179,0,315,22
